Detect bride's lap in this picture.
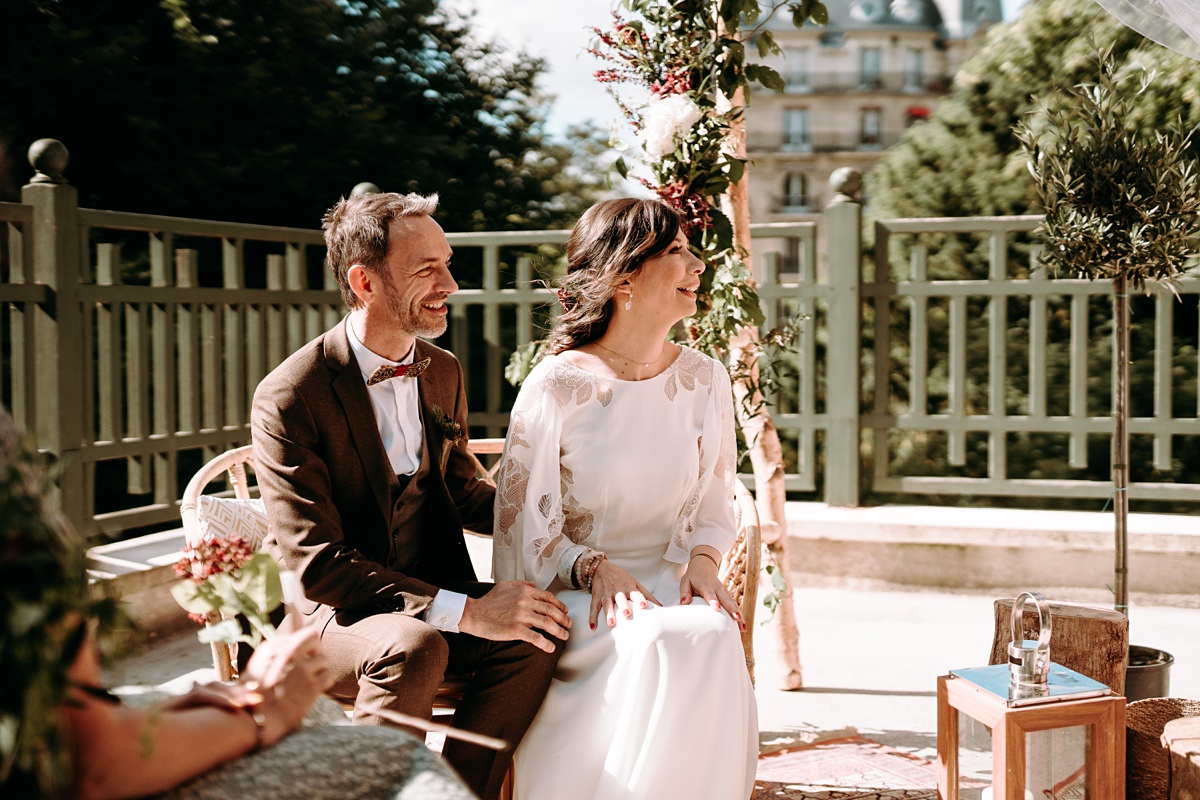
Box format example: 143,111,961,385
560,588,740,651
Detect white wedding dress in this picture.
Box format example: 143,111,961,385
493,346,758,800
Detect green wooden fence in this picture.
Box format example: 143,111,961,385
1,140,1196,541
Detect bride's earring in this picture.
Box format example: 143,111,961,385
624,289,633,312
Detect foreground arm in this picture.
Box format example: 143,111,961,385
67,630,331,800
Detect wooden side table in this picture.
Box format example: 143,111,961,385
937,674,1126,800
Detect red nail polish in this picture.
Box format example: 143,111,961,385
590,622,596,629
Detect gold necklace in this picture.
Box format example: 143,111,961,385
593,340,664,369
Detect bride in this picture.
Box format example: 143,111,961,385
493,198,758,799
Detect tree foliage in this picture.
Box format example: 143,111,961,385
868,0,1200,230
1017,46,1200,287
862,0,1200,510
0,0,598,231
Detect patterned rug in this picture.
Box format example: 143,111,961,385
754,735,940,800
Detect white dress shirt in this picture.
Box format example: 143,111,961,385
346,319,466,632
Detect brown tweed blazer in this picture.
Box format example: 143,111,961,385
250,317,495,618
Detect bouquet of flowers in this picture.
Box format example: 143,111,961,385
171,534,282,647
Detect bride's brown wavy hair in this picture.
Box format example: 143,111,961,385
547,198,683,355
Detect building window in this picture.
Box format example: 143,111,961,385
784,47,810,91
904,48,923,90
782,172,810,212
860,47,882,89
783,108,810,151
860,107,882,149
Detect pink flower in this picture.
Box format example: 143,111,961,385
649,179,712,234
174,534,254,585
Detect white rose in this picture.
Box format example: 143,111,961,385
639,94,703,158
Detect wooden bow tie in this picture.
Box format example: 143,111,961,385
367,357,431,385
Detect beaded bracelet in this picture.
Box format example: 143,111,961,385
580,552,607,593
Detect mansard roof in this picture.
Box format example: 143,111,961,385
765,0,1002,39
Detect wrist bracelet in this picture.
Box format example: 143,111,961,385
240,680,267,751
558,544,589,589
692,551,721,571
242,703,267,751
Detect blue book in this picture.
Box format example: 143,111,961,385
949,663,1112,707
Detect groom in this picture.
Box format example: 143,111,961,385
250,191,570,800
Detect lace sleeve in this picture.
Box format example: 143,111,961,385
666,356,737,562
492,370,570,589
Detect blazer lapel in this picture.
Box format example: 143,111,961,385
325,318,397,523
415,340,446,462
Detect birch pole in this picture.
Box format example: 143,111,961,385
721,84,803,690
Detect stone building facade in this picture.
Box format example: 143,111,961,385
745,0,1003,222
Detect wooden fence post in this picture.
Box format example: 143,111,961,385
823,168,862,507
20,139,88,534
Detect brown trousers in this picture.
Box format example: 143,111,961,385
312,604,561,800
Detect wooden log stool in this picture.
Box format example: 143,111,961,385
1128,698,1200,800
1163,716,1200,800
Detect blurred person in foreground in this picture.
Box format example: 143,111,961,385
493,198,758,799
0,406,475,799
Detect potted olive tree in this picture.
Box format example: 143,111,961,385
1017,46,1200,698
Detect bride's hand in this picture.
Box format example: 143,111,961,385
680,551,746,631
589,560,661,629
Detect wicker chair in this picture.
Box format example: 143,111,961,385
179,444,263,681
726,480,761,684
178,440,503,685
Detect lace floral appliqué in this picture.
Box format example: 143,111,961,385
494,415,531,548
560,463,594,544
544,368,613,408
664,348,712,401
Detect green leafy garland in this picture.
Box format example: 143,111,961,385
0,411,120,797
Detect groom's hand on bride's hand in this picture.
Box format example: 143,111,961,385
681,551,746,632
459,581,571,653
588,561,662,630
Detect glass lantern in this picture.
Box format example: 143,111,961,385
937,672,1126,800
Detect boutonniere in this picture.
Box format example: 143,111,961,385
430,405,462,445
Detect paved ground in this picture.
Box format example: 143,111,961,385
105,580,1200,770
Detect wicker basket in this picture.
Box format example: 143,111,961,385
1127,698,1200,800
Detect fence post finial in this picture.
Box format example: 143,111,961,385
828,167,861,205
27,138,69,185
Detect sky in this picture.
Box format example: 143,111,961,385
453,0,1028,138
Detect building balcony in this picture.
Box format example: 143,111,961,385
747,130,905,153
775,70,951,94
